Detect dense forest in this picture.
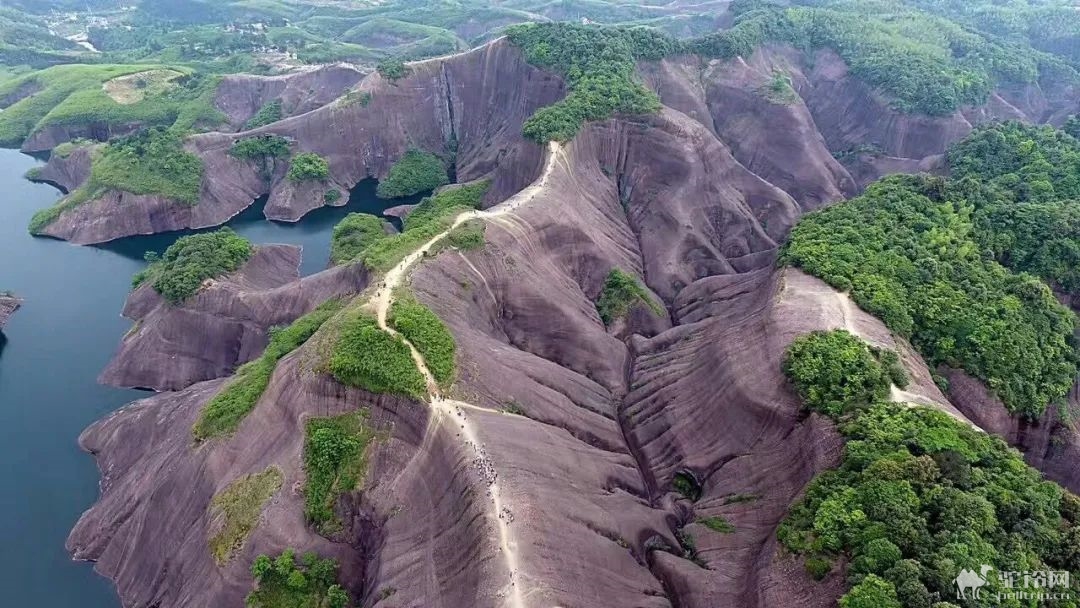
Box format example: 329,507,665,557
782,177,1077,417
689,0,1079,116
948,123,1080,297
784,121,1080,418
780,330,1080,608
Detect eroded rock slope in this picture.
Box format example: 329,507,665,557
99,245,370,391
42,39,563,244
69,40,1080,608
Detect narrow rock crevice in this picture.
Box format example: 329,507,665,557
614,168,677,328
441,62,459,178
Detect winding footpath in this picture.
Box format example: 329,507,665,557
833,284,972,422
367,141,563,608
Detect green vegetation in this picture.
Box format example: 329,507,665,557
762,69,797,104
339,90,372,108
672,471,701,502
207,467,283,565
193,299,344,442
52,138,92,158
288,152,330,182
0,6,81,67
688,2,1078,116
779,401,1080,608
506,0,1080,137
779,330,1080,607
805,556,832,581
132,227,253,305
329,312,426,398
331,181,489,272
948,121,1080,297
950,121,1080,204
389,293,456,387
229,134,290,160
722,493,761,505
1066,116,1080,140
596,268,663,326
508,6,1064,142
330,213,387,265
230,134,291,181
4,0,1076,157
697,516,734,534
375,149,449,199
783,330,897,418
248,550,350,608
30,128,204,233
303,411,377,531
90,128,203,203
244,99,283,130
444,220,485,251
782,174,1077,417
506,22,674,142
324,189,341,204
0,64,223,147
376,58,409,82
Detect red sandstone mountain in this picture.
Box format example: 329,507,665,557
64,39,1080,608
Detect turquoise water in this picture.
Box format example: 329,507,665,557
0,148,416,607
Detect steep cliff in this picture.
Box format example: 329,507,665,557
72,96,968,608
213,64,366,129
40,39,563,244
99,245,370,392
66,36,1080,608
39,40,1078,245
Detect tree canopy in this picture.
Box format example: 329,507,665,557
132,227,253,304
780,330,1080,608
783,173,1077,417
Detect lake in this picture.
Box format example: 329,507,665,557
0,147,415,607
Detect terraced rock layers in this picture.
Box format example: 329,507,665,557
66,38,1080,608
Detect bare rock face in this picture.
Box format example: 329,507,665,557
396,125,952,607
943,367,1080,494
22,121,144,154
213,64,366,129
0,295,20,329
381,203,417,221
263,177,350,222
66,94,976,608
798,49,975,162
69,357,408,608
640,50,857,211
68,40,1080,608
99,245,370,392
667,46,1077,190
29,145,93,193
39,136,269,244
41,39,564,245
42,41,1078,245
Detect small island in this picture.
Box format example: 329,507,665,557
0,292,20,330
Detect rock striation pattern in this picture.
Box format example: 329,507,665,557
68,40,1080,608
98,245,370,391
